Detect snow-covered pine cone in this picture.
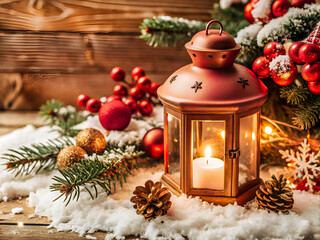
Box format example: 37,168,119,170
255,174,294,213
130,180,172,220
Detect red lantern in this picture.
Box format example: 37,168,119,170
157,20,268,205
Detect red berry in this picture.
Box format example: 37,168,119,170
149,82,160,97
131,67,145,81
272,0,290,18
264,42,285,60
244,2,255,24
113,85,128,96
270,59,297,86
288,42,305,65
77,94,90,107
139,100,153,116
291,0,315,8
129,87,145,100
252,57,270,78
301,62,320,82
124,98,139,113
86,98,101,113
298,43,320,63
110,67,125,82
137,76,151,92
106,95,122,103
308,81,320,94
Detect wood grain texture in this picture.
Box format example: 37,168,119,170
0,32,189,73
0,0,213,33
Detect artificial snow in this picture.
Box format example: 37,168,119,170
220,0,249,9
251,0,273,21
1,106,320,239
11,207,23,214
235,23,263,45
269,55,292,73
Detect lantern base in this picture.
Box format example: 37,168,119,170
161,174,262,206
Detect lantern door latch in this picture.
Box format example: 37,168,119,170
229,149,240,159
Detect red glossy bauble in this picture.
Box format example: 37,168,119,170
141,128,164,159
77,94,90,107
272,0,290,18
106,95,122,103
308,80,320,94
131,67,145,81
86,98,101,113
270,60,297,86
298,43,320,63
288,41,305,64
129,86,145,100
110,67,125,82
137,76,151,92
264,42,285,60
113,85,128,96
99,100,131,130
244,2,255,24
124,98,139,113
252,57,270,78
139,100,153,116
301,62,320,82
149,82,160,97
291,0,315,8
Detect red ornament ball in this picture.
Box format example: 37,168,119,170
270,58,297,86
77,94,90,107
106,95,122,103
131,67,145,81
129,86,145,100
291,0,315,8
288,41,305,64
149,82,160,97
86,98,101,113
264,42,286,60
139,100,153,116
113,85,128,96
110,67,125,82
298,43,320,63
252,57,270,78
141,128,164,159
124,98,139,113
137,76,151,92
308,80,320,94
99,100,131,130
244,1,255,24
301,62,320,82
272,0,290,18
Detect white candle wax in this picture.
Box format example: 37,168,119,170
193,157,224,190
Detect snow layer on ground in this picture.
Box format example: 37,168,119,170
1,106,320,239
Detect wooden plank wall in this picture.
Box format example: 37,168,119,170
0,0,214,110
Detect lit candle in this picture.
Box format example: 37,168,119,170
193,146,224,190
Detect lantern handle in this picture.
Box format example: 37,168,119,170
205,20,223,36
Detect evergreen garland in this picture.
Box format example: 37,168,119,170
50,144,144,205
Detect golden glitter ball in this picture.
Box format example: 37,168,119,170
76,128,106,155
57,146,87,169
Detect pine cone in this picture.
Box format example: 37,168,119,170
255,174,294,213
130,180,172,220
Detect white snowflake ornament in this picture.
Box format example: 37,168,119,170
280,139,320,193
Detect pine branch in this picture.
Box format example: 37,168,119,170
2,138,74,176
279,80,311,105
140,16,206,47
40,100,90,137
50,144,144,205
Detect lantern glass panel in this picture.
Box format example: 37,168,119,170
192,120,225,190
167,113,180,183
239,113,258,186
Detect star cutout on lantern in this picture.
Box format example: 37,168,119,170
237,77,249,88
170,75,178,84
191,81,202,93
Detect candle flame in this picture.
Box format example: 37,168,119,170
205,146,212,159
221,130,225,140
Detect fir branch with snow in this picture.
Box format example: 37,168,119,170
40,99,91,137
280,139,320,193
50,143,144,205
2,138,74,176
